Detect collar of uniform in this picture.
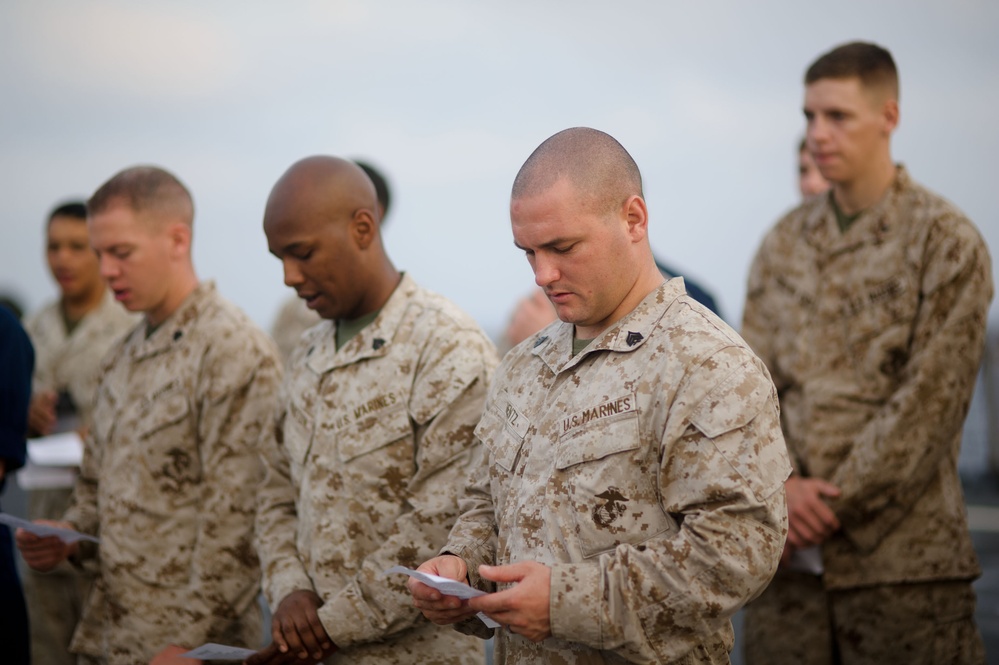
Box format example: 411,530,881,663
532,277,680,374
131,280,215,360
305,272,415,375
805,164,909,254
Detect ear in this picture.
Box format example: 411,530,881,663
881,98,900,136
350,208,378,250
166,222,192,259
622,195,649,243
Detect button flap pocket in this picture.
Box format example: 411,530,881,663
338,404,411,463
476,400,525,472
555,411,640,470
137,387,189,439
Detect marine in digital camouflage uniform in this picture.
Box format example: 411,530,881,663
16,167,281,665
22,202,138,665
410,127,790,664
741,42,991,665
24,291,136,665
252,156,495,665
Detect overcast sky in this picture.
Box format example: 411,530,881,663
1,1,996,340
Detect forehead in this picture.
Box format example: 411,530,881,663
88,204,156,244
804,76,871,107
47,216,89,237
510,179,595,242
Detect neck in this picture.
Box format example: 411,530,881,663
61,284,106,323
832,154,896,215
575,258,664,340
146,267,199,328
362,261,402,316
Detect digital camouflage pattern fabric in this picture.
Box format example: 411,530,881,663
24,289,137,427
742,166,992,588
63,282,281,664
445,278,791,664
256,274,497,664
22,290,137,665
741,166,992,663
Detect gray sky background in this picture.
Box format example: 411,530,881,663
1,1,996,340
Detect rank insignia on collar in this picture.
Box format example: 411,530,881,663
533,335,548,348
372,338,385,350
626,331,643,346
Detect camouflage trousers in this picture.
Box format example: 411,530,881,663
742,569,985,665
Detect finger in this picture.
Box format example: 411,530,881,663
270,616,291,654
301,610,331,657
407,579,443,602
286,611,324,659
477,563,526,584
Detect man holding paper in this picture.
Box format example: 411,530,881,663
21,199,138,665
252,156,496,664
15,166,281,664
409,128,791,663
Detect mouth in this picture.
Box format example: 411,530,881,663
298,292,322,309
112,288,130,302
546,290,573,304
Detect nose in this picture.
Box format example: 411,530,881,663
98,254,119,280
807,115,828,148
532,252,560,288
282,258,304,288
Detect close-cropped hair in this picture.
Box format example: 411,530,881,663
88,165,194,224
805,41,899,100
512,127,643,213
47,201,87,224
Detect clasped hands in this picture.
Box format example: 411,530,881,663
782,475,842,565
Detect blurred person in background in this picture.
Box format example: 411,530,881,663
20,201,137,665
741,41,992,664
797,137,831,200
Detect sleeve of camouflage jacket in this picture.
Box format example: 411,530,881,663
255,373,315,608
176,341,281,646
62,427,101,536
827,218,993,551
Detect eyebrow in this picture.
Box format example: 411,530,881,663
269,240,309,258
513,236,579,251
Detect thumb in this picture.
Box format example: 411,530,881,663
478,562,527,584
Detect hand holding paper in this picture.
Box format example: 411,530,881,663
6,515,92,572
390,563,500,629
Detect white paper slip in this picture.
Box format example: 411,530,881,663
0,513,99,544
16,461,77,490
28,431,84,467
384,566,501,629
181,643,257,659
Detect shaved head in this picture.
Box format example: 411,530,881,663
267,156,379,227
263,155,397,321
512,127,643,213
88,165,194,228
